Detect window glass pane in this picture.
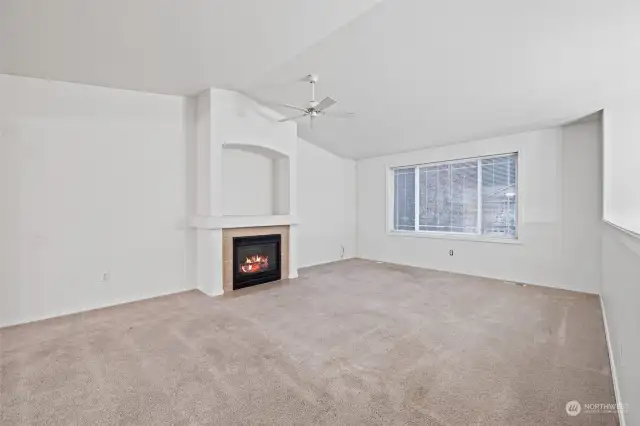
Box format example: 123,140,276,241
393,153,517,238
393,168,415,230
481,154,517,237
419,160,478,233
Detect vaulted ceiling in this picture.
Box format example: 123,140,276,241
2,0,640,158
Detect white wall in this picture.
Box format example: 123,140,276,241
601,106,640,426
603,106,640,235
0,74,192,327
222,148,274,216
601,224,640,426
298,138,356,267
356,123,602,293
560,119,603,293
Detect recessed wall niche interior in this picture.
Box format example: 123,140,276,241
221,145,290,217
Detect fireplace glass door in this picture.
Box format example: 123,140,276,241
233,234,281,289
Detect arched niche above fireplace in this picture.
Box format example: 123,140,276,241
222,141,292,217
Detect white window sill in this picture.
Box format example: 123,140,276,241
387,230,522,245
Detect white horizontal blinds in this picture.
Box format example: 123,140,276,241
481,154,517,237
419,161,478,233
394,153,518,237
393,167,416,230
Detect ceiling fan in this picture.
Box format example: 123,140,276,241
275,74,354,129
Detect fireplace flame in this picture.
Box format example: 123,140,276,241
241,254,269,273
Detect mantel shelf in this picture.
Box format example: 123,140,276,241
189,215,298,230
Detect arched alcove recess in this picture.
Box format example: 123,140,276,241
223,141,288,159
222,142,291,216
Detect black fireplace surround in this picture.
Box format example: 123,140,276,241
233,234,282,290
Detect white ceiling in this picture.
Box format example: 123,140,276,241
0,0,382,94
2,0,640,158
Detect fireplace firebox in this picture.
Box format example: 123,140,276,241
233,234,282,290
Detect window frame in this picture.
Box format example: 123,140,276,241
386,151,521,243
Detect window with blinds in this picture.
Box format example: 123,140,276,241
393,167,415,231
392,153,518,238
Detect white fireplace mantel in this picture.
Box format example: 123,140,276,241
190,214,298,230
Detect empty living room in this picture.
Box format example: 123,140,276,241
1,1,639,425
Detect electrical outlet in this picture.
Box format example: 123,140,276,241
101,272,110,282
449,249,454,256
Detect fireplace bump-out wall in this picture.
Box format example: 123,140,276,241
190,89,298,296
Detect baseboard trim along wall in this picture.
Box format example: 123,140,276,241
0,287,193,329
600,296,627,426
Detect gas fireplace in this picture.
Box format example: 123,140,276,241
233,234,282,290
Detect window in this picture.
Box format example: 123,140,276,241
392,153,518,238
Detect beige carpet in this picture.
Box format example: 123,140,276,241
1,259,618,425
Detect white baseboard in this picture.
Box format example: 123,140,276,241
298,256,355,269
0,286,194,329
600,296,626,426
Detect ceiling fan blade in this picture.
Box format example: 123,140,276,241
322,111,355,118
271,103,308,113
278,113,307,123
315,97,337,112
